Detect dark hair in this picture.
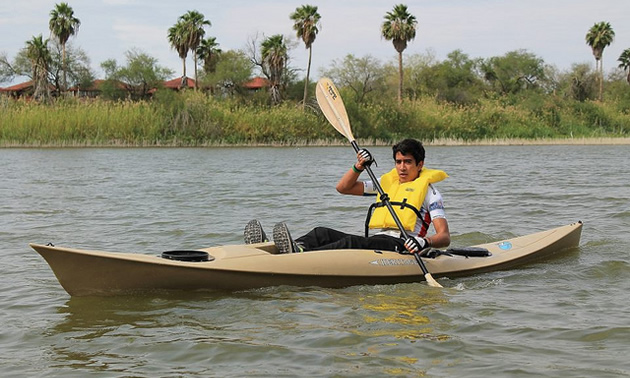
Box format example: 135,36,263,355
392,139,425,164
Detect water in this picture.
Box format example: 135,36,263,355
1,145,629,377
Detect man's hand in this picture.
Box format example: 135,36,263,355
404,237,430,254
357,148,374,169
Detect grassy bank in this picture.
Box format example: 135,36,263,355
1,91,629,147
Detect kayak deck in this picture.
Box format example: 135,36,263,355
30,222,582,296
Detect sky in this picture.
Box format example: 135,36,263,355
1,0,630,86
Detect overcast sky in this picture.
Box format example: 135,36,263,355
1,0,629,86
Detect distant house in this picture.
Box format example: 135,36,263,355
0,81,35,98
67,79,128,98
0,80,61,99
163,76,196,90
67,79,105,97
161,76,270,92
1,76,272,99
242,76,270,91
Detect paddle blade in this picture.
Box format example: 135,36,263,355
316,77,355,142
424,273,443,288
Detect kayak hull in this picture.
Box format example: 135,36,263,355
30,222,582,296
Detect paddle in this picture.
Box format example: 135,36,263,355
315,77,443,288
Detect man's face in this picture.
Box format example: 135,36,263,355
394,151,423,183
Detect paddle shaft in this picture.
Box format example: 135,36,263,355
349,140,432,276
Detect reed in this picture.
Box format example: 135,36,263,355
1,91,628,147
0,97,165,145
347,95,629,141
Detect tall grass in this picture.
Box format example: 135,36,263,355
1,91,628,147
347,94,629,141
0,97,166,145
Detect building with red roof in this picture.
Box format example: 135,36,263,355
1,75,271,99
163,76,196,90
242,76,270,90
67,79,128,98
0,80,36,98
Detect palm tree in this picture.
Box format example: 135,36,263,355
261,34,288,105
26,35,52,101
290,4,321,109
585,21,615,101
49,2,80,92
382,4,417,104
618,48,630,85
197,36,221,74
168,21,188,88
180,10,211,89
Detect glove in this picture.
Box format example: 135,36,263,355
357,148,374,168
404,237,430,254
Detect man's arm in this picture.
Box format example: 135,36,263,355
336,150,373,195
336,165,365,195
426,218,450,248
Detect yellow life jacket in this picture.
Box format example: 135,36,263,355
368,167,448,231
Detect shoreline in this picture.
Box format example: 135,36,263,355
1,136,629,148
427,136,630,146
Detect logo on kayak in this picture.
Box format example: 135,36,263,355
497,241,512,250
370,259,417,266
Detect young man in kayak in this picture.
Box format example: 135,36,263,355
244,138,451,254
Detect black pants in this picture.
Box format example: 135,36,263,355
295,227,406,252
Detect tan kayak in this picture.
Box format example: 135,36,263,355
30,221,582,296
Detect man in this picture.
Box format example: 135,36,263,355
244,139,450,254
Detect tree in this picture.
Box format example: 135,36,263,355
418,50,484,105
1,52,17,84
49,2,80,92
565,63,598,102
48,40,94,92
179,10,211,89
585,21,615,101
480,49,546,96
290,4,321,109
381,4,417,104
167,20,189,88
197,37,221,74
26,35,52,101
261,34,288,105
101,49,174,99
618,48,630,85
321,54,386,103
2,39,92,93
99,59,126,100
203,49,253,96
398,50,437,99
1,50,35,85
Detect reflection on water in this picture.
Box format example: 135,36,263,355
46,285,452,376
357,288,450,341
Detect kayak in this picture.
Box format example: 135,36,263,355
30,221,582,296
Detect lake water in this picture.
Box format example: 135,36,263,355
1,145,629,377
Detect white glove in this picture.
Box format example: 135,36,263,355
357,148,374,167
404,237,430,254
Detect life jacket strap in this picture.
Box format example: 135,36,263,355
364,201,429,237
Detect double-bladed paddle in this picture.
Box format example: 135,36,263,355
315,77,443,288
